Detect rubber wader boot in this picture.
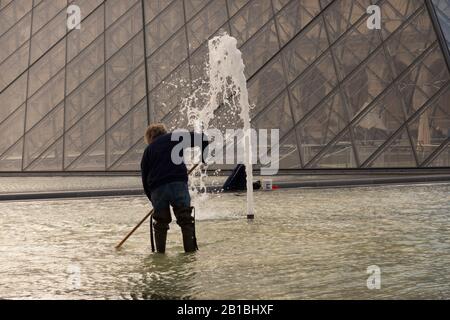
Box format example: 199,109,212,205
154,228,168,253
152,214,170,253
174,206,198,253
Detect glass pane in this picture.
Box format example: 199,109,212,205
275,0,321,45
105,0,139,28
432,0,450,50
0,72,27,123
428,144,450,167
105,1,143,59
146,0,184,55
149,61,190,122
0,41,29,92
369,128,417,167
31,0,66,34
0,0,448,172
162,105,189,131
147,27,188,90
297,91,348,164
30,9,66,64
408,85,450,164
0,0,14,10
106,31,145,93
66,35,104,95
319,0,333,10
278,132,301,169
288,51,338,122
67,3,104,62
189,40,208,81
26,69,65,130
322,0,371,44
26,137,63,171
187,22,230,81
64,101,105,167
23,102,64,169
343,48,393,120
0,0,32,36
65,68,105,128
106,99,147,167
71,0,103,18
0,12,31,65
240,19,279,78
314,129,357,168
251,90,294,138
332,16,382,81
281,18,328,83
0,138,23,172
398,45,450,119
385,8,437,77
0,103,25,156
187,0,228,53
248,55,286,116
352,86,406,164
67,136,106,171
144,0,173,23
106,64,146,129
109,139,146,170
380,0,423,40
229,0,272,46
28,40,65,97
227,0,249,16
184,0,210,20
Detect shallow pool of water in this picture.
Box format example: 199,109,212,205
0,183,449,299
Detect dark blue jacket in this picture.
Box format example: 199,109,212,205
141,132,209,199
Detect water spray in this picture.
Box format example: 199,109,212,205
183,32,255,219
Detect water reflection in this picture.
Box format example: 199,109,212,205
127,253,198,300
0,183,449,299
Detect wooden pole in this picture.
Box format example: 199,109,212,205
115,163,200,249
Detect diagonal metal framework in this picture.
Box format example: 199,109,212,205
0,0,449,173
426,0,450,70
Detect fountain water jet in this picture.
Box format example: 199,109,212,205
182,32,255,219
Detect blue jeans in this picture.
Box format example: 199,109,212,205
150,181,191,230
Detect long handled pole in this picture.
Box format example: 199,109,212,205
115,163,200,249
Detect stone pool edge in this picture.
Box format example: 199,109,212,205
1,174,449,201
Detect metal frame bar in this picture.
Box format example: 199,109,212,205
421,138,450,167
183,0,193,81
140,0,151,125
21,0,34,171
102,0,108,171
62,1,69,171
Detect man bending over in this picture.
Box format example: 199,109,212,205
141,123,209,253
